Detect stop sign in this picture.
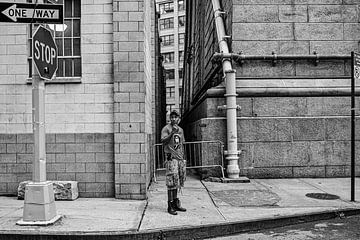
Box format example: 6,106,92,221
32,26,58,81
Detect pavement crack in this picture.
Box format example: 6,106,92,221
200,180,227,221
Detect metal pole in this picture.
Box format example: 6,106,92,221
351,51,355,202
32,62,46,182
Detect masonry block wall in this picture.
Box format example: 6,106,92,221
113,0,153,199
183,1,360,178
0,0,115,196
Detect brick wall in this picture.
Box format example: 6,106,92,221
0,133,114,197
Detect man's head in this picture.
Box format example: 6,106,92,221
169,110,180,125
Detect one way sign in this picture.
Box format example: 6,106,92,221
0,2,63,24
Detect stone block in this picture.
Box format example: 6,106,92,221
18,181,79,200
242,167,293,179
291,118,325,141
279,41,310,55
233,23,294,40
279,5,307,22
293,166,326,178
233,40,279,55
233,5,278,22
253,97,307,117
294,23,343,40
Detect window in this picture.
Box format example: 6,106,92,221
161,35,174,46
166,87,175,98
163,52,174,63
166,104,176,113
179,33,185,45
178,69,183,79
178,16,185,27
28,0,81,79
160,18,174,30
179,51,184,62
165,69,175,80
159,2,174,14
178,0,185,11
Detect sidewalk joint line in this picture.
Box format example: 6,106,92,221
136,199,149,232
200,180,227,221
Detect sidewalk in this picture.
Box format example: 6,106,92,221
0,175,360,239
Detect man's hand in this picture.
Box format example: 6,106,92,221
172,125,179,133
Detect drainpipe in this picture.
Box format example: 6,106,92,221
211,0,240,179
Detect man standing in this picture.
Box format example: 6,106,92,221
161,110,187,215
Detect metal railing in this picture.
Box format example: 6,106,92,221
153,140,225,182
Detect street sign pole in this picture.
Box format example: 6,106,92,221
17,0,61,226
351,51,355,202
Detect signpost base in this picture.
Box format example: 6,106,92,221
17,182,61,226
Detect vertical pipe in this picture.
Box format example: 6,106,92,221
212,0,240,178
351,51,355,202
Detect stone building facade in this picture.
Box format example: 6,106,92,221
183,0,360,178
0,0,163,199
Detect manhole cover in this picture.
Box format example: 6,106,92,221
210,189,281,207
305,193,340,200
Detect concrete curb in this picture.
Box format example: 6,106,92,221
1,208,360,240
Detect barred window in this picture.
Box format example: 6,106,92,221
28,0,81,79
178,16,185,27
179,33,185,45
163,52,174,63
166,87,175,98
178,68,183,79
161,35,174,46
160,18,174,30
159,2,174,14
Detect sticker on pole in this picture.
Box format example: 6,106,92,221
32,26,58,81
355,52,360,81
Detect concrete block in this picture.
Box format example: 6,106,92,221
0,134,16,143
95,173,114,182
344,23,360,40
75,173,96,182
118,2,139,12
18,181,78,201
291,118,325,141
119,143,140,153
0,154,16,163
237,60,295,77
241,167,293,179
306,97,350,116
17,134,33,143
96,153,113,162
84,143,105,152
86,183,106,193
55,154,76,163
309,5,357,22
75,133,95,143
120,183,140,195
65,163,86,173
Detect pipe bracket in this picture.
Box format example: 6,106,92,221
313,51,319,66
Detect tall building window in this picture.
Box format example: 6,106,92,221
159,2,174,14
178,0,185,11
166,104,176,113
166,87,175,98
161,35,174,46
163,52,174,63
165,69,175,80
160,18,174,30
179,51,184,62
179,33,185,45
178,16,185,27
28,0,81,78
178,68,183,79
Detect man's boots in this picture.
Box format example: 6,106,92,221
167,190,177,215
173,189,186,212
173,198,186,212
168,201,177,215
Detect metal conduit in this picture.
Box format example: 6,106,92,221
212,0,240,179
213,53,351,62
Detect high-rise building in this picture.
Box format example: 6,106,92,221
156,0,186,117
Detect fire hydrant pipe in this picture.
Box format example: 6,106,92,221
212,0,240,178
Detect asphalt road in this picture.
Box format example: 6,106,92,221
209,215,360,240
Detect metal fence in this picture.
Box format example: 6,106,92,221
153,140,225,182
